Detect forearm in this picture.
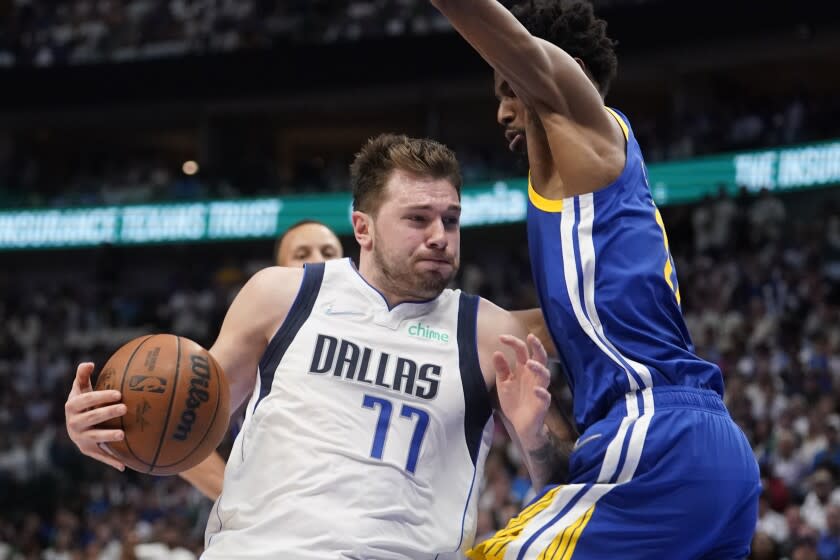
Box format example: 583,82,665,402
430,0,555,97
509,389,577,489
522,425,574,490
179,450,226,501
498,407,573,490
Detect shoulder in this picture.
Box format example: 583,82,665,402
247,266,306,303
237,266,307,331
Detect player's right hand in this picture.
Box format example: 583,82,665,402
64,362,127,471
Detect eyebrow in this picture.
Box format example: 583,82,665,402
404,204,462,212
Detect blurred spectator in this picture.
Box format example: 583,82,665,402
772,429,808,490
758,490,790,544
802,467,840,533
750,531,780,560
818,504,840,560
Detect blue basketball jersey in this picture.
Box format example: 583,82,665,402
527,107,724,432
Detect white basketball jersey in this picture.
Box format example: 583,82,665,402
203,259,494,559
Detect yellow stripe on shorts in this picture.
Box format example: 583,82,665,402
466,487,564,560
540,504,594,560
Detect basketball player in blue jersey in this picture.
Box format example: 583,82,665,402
64,133,572,559
179,220,345,500
431,1,761,558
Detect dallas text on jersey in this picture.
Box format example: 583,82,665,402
308,334,441,400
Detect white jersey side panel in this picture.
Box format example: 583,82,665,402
203,259,494,559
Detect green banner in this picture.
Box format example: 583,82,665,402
648,139,840,204
0,183,528,249
1,139,839,249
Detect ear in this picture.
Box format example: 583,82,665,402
352,211,373,251
574,57,602,96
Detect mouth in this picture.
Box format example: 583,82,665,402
417,257,454,270
505,129,525,152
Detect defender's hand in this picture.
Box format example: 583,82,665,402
64,362,127,471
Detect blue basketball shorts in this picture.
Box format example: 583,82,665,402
468,386,760,560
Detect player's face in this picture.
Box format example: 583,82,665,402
495,71,527,153
277,223,343,267
370,170,461,299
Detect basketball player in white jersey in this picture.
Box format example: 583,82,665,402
64,134,570,559
179,220,345,500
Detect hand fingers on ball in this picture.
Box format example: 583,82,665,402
71,403,128,432
64,391,121,420
65,390,121,414
84,429,125,444
72,362,96,394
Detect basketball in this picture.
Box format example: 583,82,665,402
93,334,230,476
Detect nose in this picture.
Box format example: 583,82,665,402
426,218,447,250
497,100,515,128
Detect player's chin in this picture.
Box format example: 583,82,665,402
414,268,456,295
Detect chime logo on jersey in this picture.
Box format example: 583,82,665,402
308,334,441,400
406,321,450,344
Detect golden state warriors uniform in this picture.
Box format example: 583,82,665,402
469,109,760,560
203,259,493,559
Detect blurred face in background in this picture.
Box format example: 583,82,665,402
812,469,835,502
354,169,460,301
276,222,343,267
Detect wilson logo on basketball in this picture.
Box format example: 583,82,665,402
172,354,211,441
128,375,167,393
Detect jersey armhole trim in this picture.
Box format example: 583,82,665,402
253,262,325,412
458,293,493,465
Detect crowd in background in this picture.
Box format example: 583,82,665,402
0,0,452,67
1,3,840,559
1,89,838,210
0,186,839,559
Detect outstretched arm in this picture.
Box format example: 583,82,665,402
429,0,604,119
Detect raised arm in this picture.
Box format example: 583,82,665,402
429,0,605,119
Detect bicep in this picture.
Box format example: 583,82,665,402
209,335,260,418
476,300,531,385
208,267,302,415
